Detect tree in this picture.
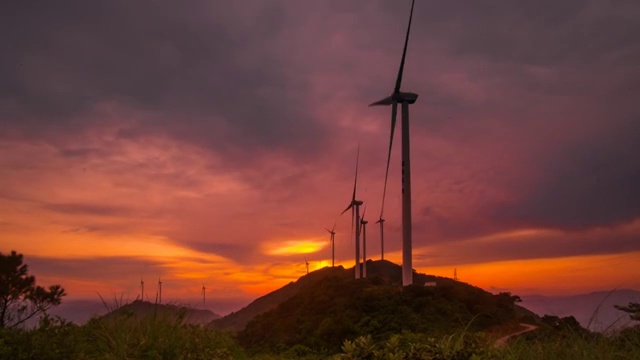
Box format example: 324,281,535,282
0,250,66,328
615,302,640,321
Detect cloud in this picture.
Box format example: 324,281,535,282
1,0,640,300
1,0,328,161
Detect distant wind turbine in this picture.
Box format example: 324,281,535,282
304,259,309,274
370,0,418,286
140,276,145,302
325,222,336,267
360,207,369,278
341,147,364,279
158,277,162,304
201,284,206,306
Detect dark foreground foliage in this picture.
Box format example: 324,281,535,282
0,308,639,359
0,312,245,360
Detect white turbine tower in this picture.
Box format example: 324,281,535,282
370,0,418,286
360,207,369,278
341,147,363,279
375,216,385,260
325,222,336,267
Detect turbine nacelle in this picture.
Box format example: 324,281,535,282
369,92,419,106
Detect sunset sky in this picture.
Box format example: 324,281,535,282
2,0,639,315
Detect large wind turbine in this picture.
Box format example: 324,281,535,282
360,208,369,278
370,0,418,286
341,147,363,279
325,222,336,267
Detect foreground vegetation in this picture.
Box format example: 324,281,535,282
0,312,638,360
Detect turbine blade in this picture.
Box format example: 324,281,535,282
380,101,398,219
325,228,332,233
341,203,353,215
369,96,394,107
394,0,416,93
351,145,360,201
332,221,336,232
361,206,367,222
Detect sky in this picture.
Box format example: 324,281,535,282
1,0,640,315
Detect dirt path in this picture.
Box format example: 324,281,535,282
494,323,539,347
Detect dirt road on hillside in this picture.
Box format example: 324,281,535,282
494,323,539,347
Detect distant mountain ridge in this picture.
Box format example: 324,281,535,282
521,289,640,332
102,300,221,325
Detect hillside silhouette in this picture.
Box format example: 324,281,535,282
212,260,537,352
103,300,221,325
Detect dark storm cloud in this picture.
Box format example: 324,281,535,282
493,118,640,230
419,227,640,267
416,0,640,67
0,0,327,156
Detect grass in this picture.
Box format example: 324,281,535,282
500,328,640,360
0,300,246,360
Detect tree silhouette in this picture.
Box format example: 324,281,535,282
615,302,640,321
0,250,66,328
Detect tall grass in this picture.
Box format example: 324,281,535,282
499,328,640,360
0,299,245,360
332,326,640,360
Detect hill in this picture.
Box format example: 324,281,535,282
103,300,221,325
213,260,538,353
211,265,348,331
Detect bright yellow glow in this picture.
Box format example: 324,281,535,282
263,238,327,256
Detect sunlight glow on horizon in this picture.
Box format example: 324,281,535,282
263,238,328,256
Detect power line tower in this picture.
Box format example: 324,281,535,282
453,268,458,281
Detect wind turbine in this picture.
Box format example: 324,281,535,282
341,147,364,279
325,222,336,267
370,0,418,286
140,276,145,302
201,284,206,306
375,216,385,260
360,207,369,278
304,259,310,274
158,277,162,304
